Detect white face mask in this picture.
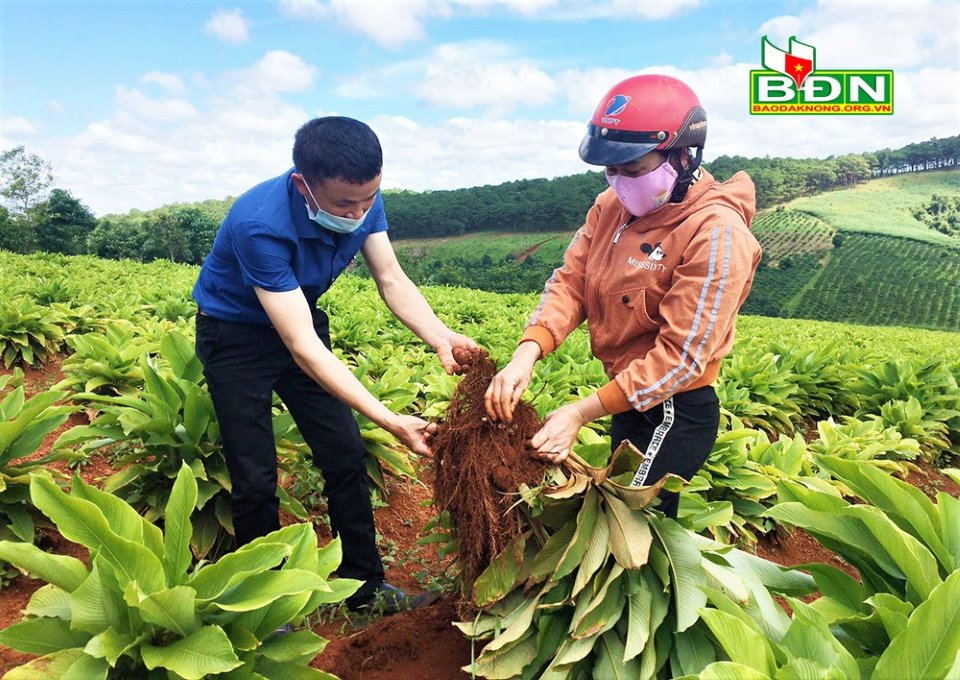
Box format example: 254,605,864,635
302,179,369,234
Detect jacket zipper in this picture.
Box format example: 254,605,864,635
592,220,631,329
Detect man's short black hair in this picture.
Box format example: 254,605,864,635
293,117,383,185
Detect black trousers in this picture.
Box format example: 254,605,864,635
610,385,720,518
195,310,383,592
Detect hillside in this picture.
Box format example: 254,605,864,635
370,169,960,332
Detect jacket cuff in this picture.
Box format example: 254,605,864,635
597,380,631,415
519,325,556,358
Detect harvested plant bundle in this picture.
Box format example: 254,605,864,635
459,444,820,679
432,349,546,588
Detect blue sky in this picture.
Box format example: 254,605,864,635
1,0,958,215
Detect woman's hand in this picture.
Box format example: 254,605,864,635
433,330,481,375
485,342,540,422
529,403,587,464
386,414,438,457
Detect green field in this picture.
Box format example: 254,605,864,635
786,170,960,245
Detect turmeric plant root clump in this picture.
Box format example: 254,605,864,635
433,349,545,589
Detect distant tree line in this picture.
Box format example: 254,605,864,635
912,194,960,238
1,135,956,262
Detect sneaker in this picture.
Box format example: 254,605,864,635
346,582,440,616
269,623,296,638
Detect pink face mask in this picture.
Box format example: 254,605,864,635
606,161,678,218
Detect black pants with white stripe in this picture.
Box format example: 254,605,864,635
610,385,720,518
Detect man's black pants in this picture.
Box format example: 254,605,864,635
195,310,383,592
610,385,720,518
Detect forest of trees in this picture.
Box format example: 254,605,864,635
1,135,957,263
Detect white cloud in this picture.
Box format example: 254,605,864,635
204,8,251,44
372,114,586,191
415,42,557,114
1,116,39,138
758,0,959,69
242,50,318,93
115,87,199,123
141,71,188,96
279,0,701,48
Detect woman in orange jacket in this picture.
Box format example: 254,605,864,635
485,74,762,517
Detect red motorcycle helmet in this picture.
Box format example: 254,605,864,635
579,74,707,167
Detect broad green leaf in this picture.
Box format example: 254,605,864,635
473,532,526,607
30,476,165,593
24,584,72,620
70,475,164,560
253,659,339,679
258,629,328,663
571,508,609,598
315,536,343,580
164,462,198,584
937,492,960,569
554,487,600,581
694,661,773,680
207,569,331,612
571,565,624,639
141,624,242,679
126,584,201,637
673,624,717,676
699,608,775,676
188,543,291,600
649,515,706,632
0,540,88,592
602,490,652,568
468,632,539,679
799,563,867,615
593,630,640,680
816,455,952,571
83,627,147,667
847,504,940,602
484,594,540,653
3,648,109,680
873,570,960,680
780,598,861,680
623,570,653,662
527,520,576,585
0,617,92,655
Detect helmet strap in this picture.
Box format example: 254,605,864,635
669,146,703,203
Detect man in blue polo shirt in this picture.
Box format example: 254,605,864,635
193,116,478,614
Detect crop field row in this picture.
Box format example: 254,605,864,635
751,209,835,262
793,233,960,331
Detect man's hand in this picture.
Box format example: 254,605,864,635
433,330,481,375
485,342,541,423
529,403,587,465
386,414,438,457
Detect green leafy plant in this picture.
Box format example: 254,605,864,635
54,321,154,396
0,297,67,367
0,376,79,547
0,464,357,679
56,332,306,559
458,444,815,679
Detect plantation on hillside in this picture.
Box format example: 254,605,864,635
787,169,960,245
791,233,960,330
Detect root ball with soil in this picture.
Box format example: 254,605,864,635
432,349,545,589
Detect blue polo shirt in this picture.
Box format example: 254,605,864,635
193,168,388,325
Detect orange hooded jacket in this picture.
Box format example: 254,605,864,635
519,168,761,414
